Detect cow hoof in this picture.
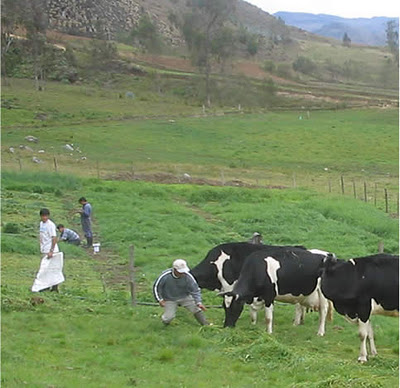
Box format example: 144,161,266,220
317,332,325,337
358,356,368,363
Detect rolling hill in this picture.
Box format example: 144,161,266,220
274,12,398,46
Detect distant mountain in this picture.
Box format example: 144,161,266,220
274,12,398,46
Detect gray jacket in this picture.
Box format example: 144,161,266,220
153,269,202,305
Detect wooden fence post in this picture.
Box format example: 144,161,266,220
292,172,296,188
17,158,22,171
220,170,225,186
384,189,389,213
53,157,58,173
363,182,367,202
328,179,331,193
340,175,345,195
129,244,136,306
352,180,356,199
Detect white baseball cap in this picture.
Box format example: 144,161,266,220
173,259,190,273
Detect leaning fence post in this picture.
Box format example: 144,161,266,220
352,180,356,199
129,244,136,306
340,175,345,195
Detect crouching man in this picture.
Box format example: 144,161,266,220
153,259,209,326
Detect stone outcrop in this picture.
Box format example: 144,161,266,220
47,0,184,46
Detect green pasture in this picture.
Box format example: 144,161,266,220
1,172,399,387
2,104,398,201
1,78,204,127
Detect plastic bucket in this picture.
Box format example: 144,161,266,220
93,243,101,253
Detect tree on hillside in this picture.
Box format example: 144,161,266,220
1,0,49,89
1,0,24,79
342,32,351,47
385,20,399,64
238,26,261,57
131,14,163,53
182,0,237,107
22,0,48,90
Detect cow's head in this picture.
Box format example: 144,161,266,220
219,291,252,327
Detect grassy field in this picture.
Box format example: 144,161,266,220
1,171,399,387
2,85,398,206
1,67,399,386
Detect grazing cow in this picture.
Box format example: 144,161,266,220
224,247,332,336
321,253,399,362
190,242,266,292
191,242,313,327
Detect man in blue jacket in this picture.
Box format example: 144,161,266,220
78,197,92,248
153,259,209,326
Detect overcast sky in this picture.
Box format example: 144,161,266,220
245,0,400,19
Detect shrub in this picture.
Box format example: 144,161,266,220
262,60,276,73
293,56,317,75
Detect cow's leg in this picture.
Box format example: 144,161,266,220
367,321,377,357
293,303,305,326
358,320,369,363
249,304,258,325
265,304,274,334
250,298,264,325
317,292,329,336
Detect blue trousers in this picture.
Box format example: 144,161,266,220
81,218,92,238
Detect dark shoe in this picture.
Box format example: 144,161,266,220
85,237,93,248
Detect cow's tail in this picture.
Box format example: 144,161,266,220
327,300,334,322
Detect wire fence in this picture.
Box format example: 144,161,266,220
9,155,400,218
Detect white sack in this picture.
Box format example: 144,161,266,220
32,252,65,292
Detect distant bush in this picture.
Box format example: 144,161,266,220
262,60,276,73
292,56,317,75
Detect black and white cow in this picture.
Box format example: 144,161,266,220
224,247,332,336
190,242,267,292
321,253,399,362
191,242,314,327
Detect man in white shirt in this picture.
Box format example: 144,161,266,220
40,208,59,257
32,208,64,292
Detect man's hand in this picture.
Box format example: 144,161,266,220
159,300,166,307
47,251,53,259
197,303,206,311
